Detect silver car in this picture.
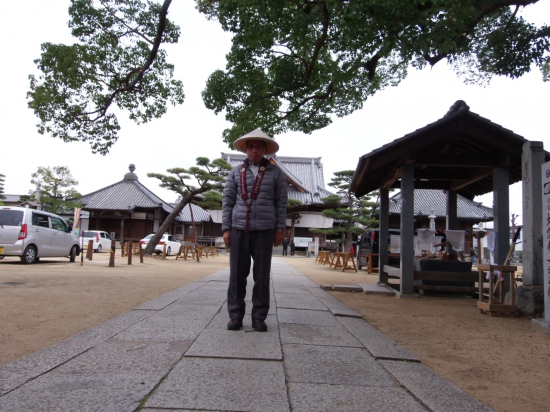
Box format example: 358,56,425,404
0,206,80,264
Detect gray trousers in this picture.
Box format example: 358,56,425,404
227,228,274,321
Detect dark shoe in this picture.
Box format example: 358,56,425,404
252,319,267,332
227,319,243,330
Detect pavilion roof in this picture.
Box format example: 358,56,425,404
351,100,550,200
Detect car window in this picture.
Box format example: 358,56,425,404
50,217,66,231
105,233,111,240
168,235,175,242
100,233,105,238
32,213,50,228
82,232,96,238
0,210,24,226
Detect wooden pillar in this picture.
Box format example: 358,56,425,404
120,217,124,242
400,164,415,295
446,190,458,255
379,188,389,285
493,164,510,292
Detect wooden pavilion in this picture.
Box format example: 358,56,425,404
350,100,550,297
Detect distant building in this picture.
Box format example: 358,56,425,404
221,153,335,241
80,164,212,242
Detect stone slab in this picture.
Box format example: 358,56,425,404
333,284,363,292
283,344,398,387
273,286,311,295
288,383,427,412
133,289,186,310
145,358,289,412
277,308,337,326
337,317,419,362
112,304,219,346
274,293,328,311
185,315,281,360
380,360,496,412
0,310,152,396
297,276,319,288
56,341,184,377
316,295,362,318
307,286,332,298
320,284,333,290
279,322,362,348
172,291,226,306
0,371,156,412
359,283,396,295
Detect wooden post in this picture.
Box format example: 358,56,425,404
162,244,167,259
139,242,144,263
109,240,115,267
127,241,132,265
87,240,93,260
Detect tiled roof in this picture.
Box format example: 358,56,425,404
351,100,550,199
81,180,174,213
221,153,333,205
170,202,212,222
81,180,211,223
389,189,493,221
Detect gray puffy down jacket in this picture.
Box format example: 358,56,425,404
222,159,288,232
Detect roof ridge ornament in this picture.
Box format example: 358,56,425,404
124,163,138,180
444,100,470,118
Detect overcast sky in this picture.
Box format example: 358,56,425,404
2,1,549,225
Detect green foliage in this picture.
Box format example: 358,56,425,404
147,157,231,199
309,170,380,251
287,198,303,208
199,0,550,146
143,157,231,255
27,0,184,155
30,166,82,214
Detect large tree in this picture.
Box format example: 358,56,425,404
30,166,82,214
28,1,549,151
309,170,378,252
145,157,231,256
201,0,550,145
27,0,183,155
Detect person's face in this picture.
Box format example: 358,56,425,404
246,140,266,164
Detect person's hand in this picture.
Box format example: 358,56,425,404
274,230,283,247
223,230,231,247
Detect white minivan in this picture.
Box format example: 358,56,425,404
0,206,80,264
81,230,112,253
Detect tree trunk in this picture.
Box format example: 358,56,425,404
143,194,193,255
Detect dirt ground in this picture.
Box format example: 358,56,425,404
1,253,549,412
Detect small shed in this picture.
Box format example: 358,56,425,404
350,100,550,296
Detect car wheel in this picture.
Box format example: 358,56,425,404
167,246,171,256
69,246,77,262
20,246,37,264
97,245,102,253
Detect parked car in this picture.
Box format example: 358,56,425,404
140,233,181,255
0,206,80,264
80,230,112,253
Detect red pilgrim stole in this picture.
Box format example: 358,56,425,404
240,157,269,232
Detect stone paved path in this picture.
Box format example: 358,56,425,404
0,259,495,411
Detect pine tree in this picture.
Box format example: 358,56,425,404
309,170,380,252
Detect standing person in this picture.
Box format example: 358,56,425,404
222,129,288,332
282,237,289,256
290,240,295,256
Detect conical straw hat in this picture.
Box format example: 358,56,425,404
233,128,279,155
